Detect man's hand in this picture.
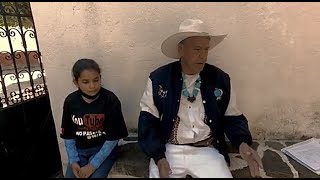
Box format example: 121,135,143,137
239,142,264,177
157,158,172,178
79,163,96,178
71,162,82,178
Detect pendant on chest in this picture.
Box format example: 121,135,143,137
181,73,201,103
187,96,196,103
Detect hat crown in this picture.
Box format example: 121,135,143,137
179,19,209,34
161,18,227,59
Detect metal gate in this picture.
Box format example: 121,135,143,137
0,2,63,177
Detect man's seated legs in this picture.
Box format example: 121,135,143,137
149,144,232,178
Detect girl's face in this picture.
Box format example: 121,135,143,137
74,69,101,96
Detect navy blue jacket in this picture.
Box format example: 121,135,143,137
138,60,252,165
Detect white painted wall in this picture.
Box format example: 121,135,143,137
30,2,320,141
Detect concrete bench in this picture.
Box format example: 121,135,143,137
108,137,320,178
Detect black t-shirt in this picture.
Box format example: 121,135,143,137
60,87,128,149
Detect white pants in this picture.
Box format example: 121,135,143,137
149,143,233,178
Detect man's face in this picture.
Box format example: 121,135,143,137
178,36,210,75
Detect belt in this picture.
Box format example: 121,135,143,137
179,137,214,147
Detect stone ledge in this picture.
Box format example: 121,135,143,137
108,138,320,178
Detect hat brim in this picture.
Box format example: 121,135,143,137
161,32,227,59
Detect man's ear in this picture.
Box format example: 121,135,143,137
178,43,183,56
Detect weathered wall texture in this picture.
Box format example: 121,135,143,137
31,2,320,140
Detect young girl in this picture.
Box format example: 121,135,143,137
60,58,128,178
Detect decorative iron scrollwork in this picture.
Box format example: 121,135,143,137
0,2,47,108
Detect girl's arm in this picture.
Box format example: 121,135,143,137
89,140,119,169
64,139,80,164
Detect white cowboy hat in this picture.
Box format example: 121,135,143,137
161,18,227,59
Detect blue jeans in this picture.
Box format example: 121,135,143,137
65,145,118,178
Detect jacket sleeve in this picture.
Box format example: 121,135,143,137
223,81,252,151
138,78,166,164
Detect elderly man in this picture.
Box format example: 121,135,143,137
138,18,263,178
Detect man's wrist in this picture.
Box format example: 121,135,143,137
238,142,247,151
235,136,252,151
156,158,167,166
153,152,166,165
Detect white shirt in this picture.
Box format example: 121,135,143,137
173,73,210,144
